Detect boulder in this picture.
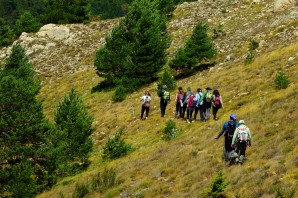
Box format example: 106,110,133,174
274,0,296,12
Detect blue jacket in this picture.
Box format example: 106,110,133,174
217,120,239,139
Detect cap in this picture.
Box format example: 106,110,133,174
206,86,212,90
187,87,191,91
239,120,245,124
230,114,236,121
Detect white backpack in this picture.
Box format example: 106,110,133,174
237,125,249,142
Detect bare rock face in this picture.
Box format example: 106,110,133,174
274,0,296,11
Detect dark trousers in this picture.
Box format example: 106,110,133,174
194,106,199,120
236,141,247,156
175,102,183,118
187,107,194,121
223,136,233,161
212,106,220,119
141,105,149,119
160,101,168,117
200,105,206,121
182,103,187,119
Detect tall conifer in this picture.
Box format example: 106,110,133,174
53,88,93,176
169,22,217,73
0,44,54,197
94,0,169,93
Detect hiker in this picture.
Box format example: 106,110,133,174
159,85,170,117
212,89,224,120
181,87,192,120
215,114,238,162
186,92,195,123
175,86,184,118
203,86,213,120
193,88,204,122
232,120,252,164
140,91,151,120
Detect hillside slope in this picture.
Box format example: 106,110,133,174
1,0,297,197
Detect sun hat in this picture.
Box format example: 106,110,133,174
239,120,245,124
230,114,236,121
206,86,212,90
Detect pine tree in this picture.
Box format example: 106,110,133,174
94,0,169,94
0,44,55,197
169,22,217,74
0,17,15,47
157,69,176,94
54,88,93,176
42,0,90,24
14,11,42,36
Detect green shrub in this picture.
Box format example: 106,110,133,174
112,85,127,102
102,128,134,160
91,167,116,192
207,171,229,198
157,69,176,94
212,23,226,39
274,71,290,89
73,183,89,198
249,39,259,51
163,120,180,140
245,51,255,65
274,186,296,198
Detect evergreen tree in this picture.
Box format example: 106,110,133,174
90,0,133,19
54,88,93,176
0,17,15,47
0,44,55,197
14,11,42,36
42,0,90,24
94,0,169,94
169,22,217,74
157,69,176,94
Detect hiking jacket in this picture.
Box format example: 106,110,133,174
232,124,252,145
194,92,203,107
159,89,170,102
217,120,239,139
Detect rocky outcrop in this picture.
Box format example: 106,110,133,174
274,0,297,11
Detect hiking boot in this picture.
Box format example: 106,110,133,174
186,119,190,123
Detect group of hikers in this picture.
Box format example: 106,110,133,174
140,85,252,165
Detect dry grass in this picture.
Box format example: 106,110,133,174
36,38,298,197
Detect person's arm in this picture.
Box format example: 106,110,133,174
215,123,227,139
231,128,238,147
247,127,252,145
220,95,224,108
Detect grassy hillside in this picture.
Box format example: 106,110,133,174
37,43,298,198
31,1,298,198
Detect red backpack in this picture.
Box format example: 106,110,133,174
214,95,221,107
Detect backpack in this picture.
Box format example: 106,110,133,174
188,94,195,107
205,91,213,103
199,93,205,105
227,121,236,138
237,126,249,142
214,95,221,107
163,91,170,101
144,96,150,107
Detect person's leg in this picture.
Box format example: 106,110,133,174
194,106,198,120
189,108,194,122
164,102,168,116
213,106,219,120
141,105,145,119
239,142,247,163
145,107,149,118
160,102,164,117
206,107,211,120
175,102,179,118
182,104,187,119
